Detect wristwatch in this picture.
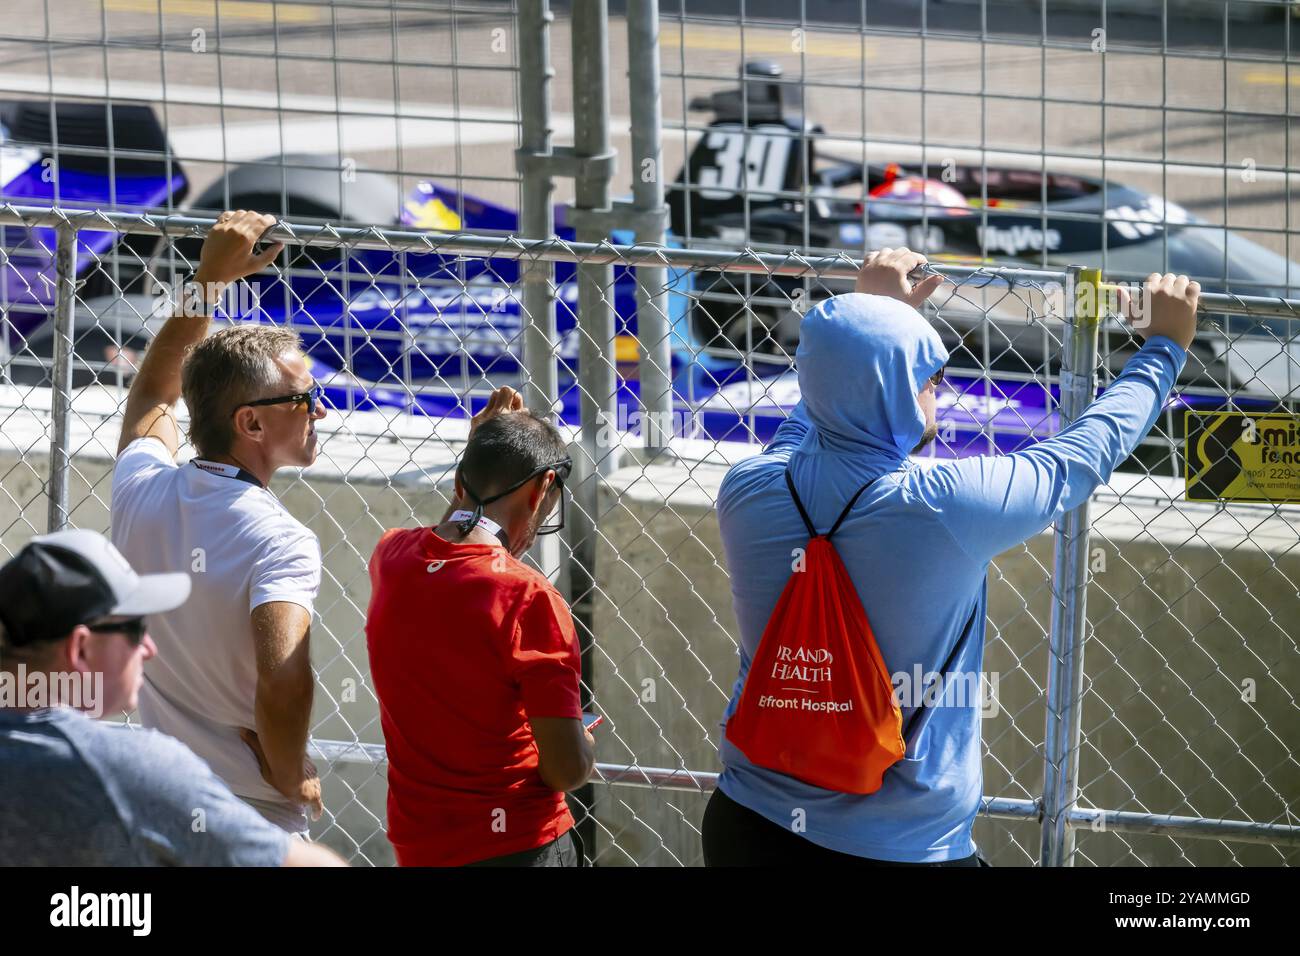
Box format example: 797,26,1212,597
177,272,219,318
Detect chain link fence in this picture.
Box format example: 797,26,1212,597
2,0,1298,868
1,203,1297,866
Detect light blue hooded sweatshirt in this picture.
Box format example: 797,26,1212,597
715,292,1187,862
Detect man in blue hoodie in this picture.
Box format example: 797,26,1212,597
705,248,1200,866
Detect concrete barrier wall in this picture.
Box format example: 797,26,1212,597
3,388,1296,866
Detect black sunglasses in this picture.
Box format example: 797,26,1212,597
235,381,324,417
534,458,571,536
87,617,148,646
929,366,946,388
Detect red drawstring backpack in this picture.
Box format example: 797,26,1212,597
725,470,906,794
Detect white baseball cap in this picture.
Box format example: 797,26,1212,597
0,529,190,646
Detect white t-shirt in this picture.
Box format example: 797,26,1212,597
111,437,321,827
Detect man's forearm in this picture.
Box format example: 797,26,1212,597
929,336,1189,562
117,211,283,456
253,666,314,798
116,275,225,455
132,274,225,407
1051,335,1186,472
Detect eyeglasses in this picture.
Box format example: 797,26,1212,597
456,456,572,547
929,366,946,388
234,381,324,417
87,617,148,646
537,458,572,536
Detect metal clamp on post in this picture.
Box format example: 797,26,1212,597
566,201,670,239
515,146,618,185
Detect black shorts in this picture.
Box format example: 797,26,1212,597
701,788,989,867
464,829,583,867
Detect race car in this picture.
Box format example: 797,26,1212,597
0,80,1291,471
672,62,1299,378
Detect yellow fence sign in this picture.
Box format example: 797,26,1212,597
1185,412,1300,503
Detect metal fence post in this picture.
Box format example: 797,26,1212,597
567,0,618,864
1040,265,1102,867
515,0,568,600
516,0,559,419
570,0,618,479
626,0,673,454
46,221,76,533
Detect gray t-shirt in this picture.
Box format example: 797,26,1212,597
0,707,290,866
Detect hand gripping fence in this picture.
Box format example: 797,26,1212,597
1,203,1297,866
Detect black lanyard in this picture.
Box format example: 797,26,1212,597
191,458,264,488
448,509,511,550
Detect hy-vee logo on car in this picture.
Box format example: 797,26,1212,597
978,224,1063,256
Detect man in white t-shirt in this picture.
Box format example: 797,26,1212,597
111,209,328,834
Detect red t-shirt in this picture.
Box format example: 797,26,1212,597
365,527,582,866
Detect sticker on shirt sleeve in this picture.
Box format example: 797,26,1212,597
1184,411,1300,503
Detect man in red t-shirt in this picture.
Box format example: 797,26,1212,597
366,389,594,866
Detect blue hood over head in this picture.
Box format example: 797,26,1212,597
795,293,948,457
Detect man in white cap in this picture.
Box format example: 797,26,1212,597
0,529,344,866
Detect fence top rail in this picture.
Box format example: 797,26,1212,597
0,203,1068,286
3,204,1298,321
